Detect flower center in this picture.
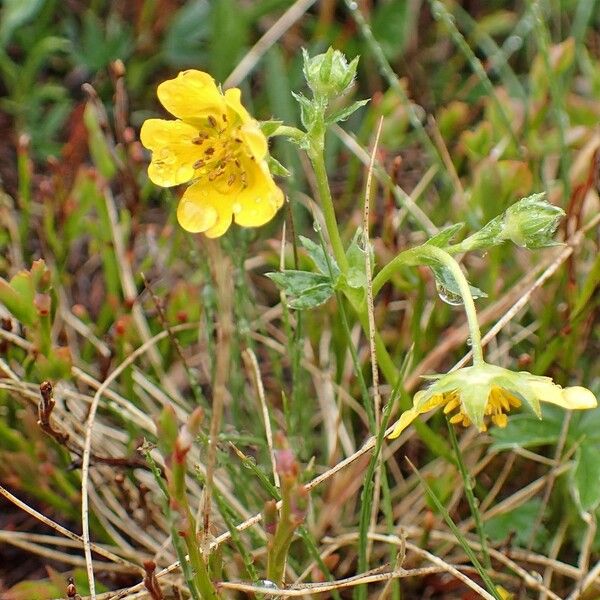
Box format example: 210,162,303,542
190,114,250,193
443,387,521,431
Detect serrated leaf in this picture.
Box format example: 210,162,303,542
571,443,600,512
326,99,369,124
425,223,464,248
288,284,334,309
299,236,339,279
266,270,334,310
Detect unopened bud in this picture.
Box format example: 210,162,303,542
500,193,565,248
34,292,51,316
303,47,359,100
275,447,298,479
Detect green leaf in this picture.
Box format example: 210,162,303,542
83,102,116,179
163,0,210,67
571,443,600,512
371,0,415,60
0,0,46,47
299,236,339,279
0,277,35,325
431,265,487,304
342,229,374,290
484,500,547,549
489,412,562,451
425,223,465,248
326,99,369,125
292,91,317,132
157,405,179,457
572,251,600,318
266,271,334,310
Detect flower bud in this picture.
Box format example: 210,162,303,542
303,47,359,100
500,193,565,248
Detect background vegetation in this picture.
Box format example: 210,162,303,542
0,0,599,598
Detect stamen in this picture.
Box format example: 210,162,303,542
204,147,215,156
227,174,236,186
193,159,205,169
208,115,218,128
443,397,460,414
449,413,464,425
222,113,228,122
492,413,508,428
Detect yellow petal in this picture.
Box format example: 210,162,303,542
177,183,232,236
157,70,225,123
224,87,252,124
140,119,200,187
233,161,283,228
388,408,420,439
560,386,598,409
239,121,268,161
528,378,565,407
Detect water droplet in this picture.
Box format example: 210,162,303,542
435,281,463,306
466,337,472,347
312,220,322,232
530,570,543,583
232,202,242,214
347,0,358,9
257,580,280,598
255,196,263,204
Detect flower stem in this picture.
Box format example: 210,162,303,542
371,245,485,365
447,421,492,570
308,145,349,273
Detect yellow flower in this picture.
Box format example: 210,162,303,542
388,362,597,439
140,70,284,237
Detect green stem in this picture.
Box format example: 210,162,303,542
447,422,492,569
172,461,219,600
371,245,484,365
266,479,296,586
308,145,349,272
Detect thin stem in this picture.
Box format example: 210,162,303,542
308,146,349,272
447,422,492,569
371,245,484,365
421,246,484,364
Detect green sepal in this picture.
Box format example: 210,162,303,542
260,120,283,137
425,223,464,248
267,155,290,177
